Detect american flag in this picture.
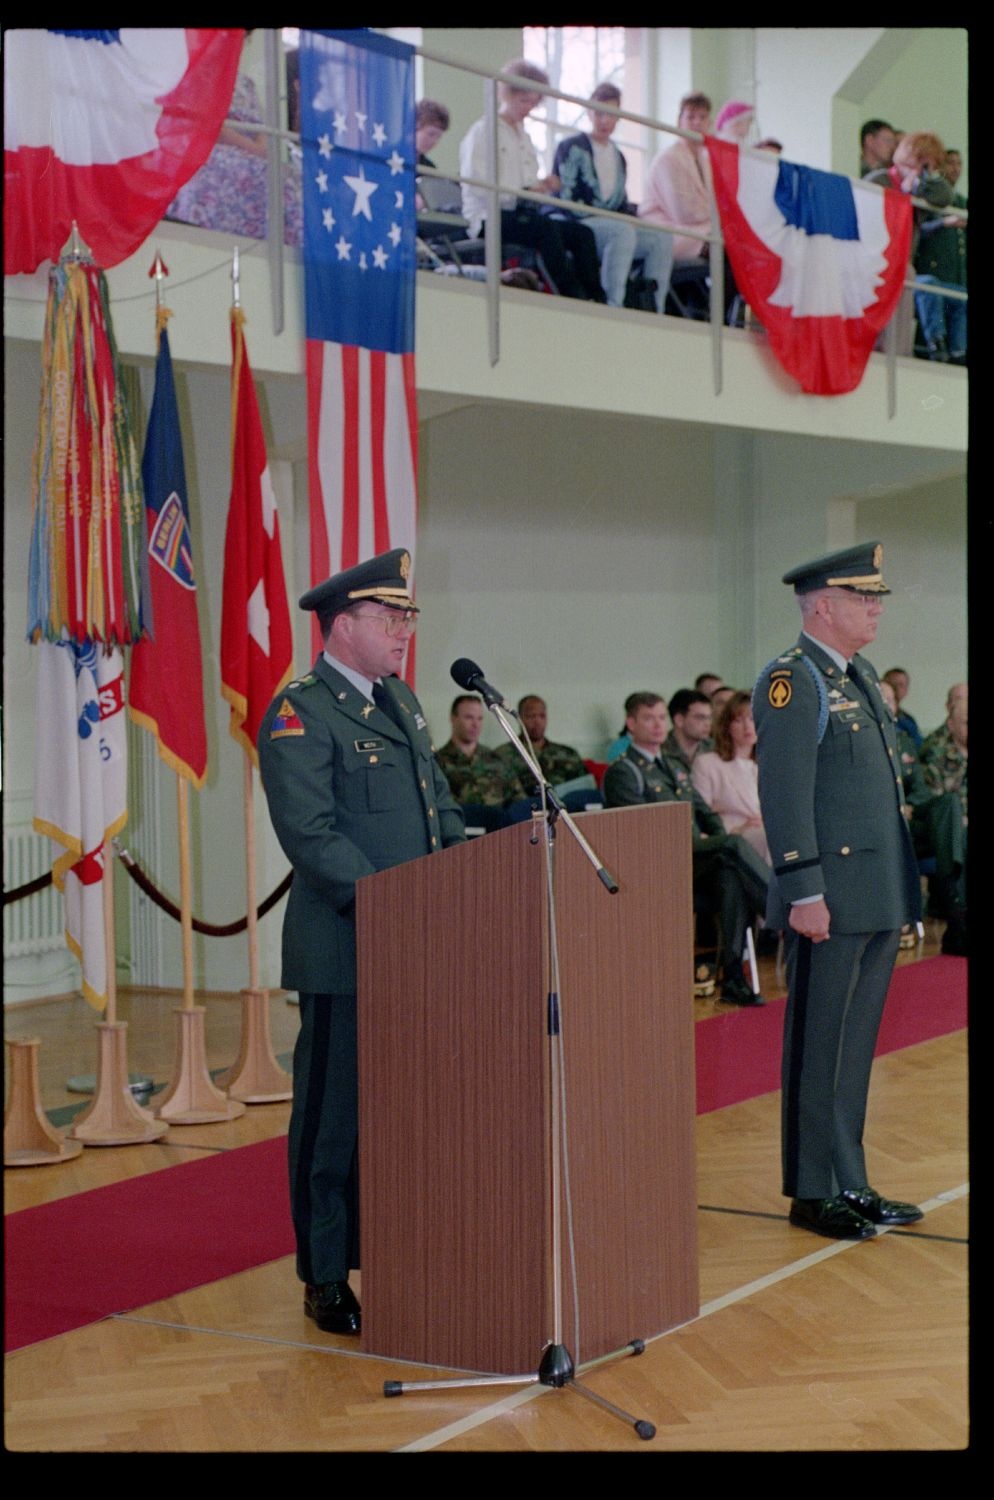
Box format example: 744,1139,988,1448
299,29,418,666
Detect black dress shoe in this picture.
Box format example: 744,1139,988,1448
840,1187,923,1226
789,1196,876,1239
721,974,764,1007
304,1280,362,1335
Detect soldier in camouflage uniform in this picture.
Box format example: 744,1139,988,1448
493,694,587,795
917,684,968,954
602,692,769,1006
435,695,530,810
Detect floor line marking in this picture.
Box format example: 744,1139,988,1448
393,1181,970,1452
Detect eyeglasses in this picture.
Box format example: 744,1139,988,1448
352,607,418,637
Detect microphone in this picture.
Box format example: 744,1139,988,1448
450,657,505,707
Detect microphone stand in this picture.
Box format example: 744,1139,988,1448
382,701,657,1441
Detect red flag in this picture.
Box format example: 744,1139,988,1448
128,318,208,786
4,28,244,276
221,309,293,764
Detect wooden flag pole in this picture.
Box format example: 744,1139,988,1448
69,856,169,1146
154,774,245,1123
4,1038,84,1165
215,753,292,1102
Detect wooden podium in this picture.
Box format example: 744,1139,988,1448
356,802,699,1376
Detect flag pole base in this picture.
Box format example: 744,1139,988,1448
154,1006,247,1124
215,988,293,1103
68,1023,169,1147
4,1037,84,1166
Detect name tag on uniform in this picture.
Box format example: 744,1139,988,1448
354,738,386,752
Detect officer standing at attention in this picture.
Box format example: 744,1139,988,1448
258,549,465,1334
753,542,924,1240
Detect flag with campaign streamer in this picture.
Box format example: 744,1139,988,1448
220,308,293,764
27,260,148,647
33,641,128,1010
298,29,419,667
128,315,208,786
4,27,243,276
704,138,913,395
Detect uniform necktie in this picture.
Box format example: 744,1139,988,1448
372,680,403,730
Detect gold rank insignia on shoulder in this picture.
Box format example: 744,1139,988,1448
783,850,799,861
270,699,305,738
769,679,792,708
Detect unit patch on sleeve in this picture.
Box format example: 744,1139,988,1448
769,678,792,709
270,698,306,739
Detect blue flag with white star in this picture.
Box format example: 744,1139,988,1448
299,29,415,353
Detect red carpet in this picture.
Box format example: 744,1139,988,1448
695,953,967,1113
5,1137,294,1353
5,957,965,1353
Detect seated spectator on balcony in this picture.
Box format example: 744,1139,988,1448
435,694,531,813
914,146,967,364
639,91,739,320
552,81,673,312
691,691,770,864
714,100,756,144
167,54,302,247
459,59,605,302
415,99,458,212
494,694,586,794
859,118,897,177
866,131,953,356
882,666,924,750
639,92,713,266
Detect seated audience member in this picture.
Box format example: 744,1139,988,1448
602,693,769,1005
914,146,967,364
918,684,968,955
494,694,586,794
692,691,770,863
714,100,755,144
709,684,736,715
859,118,897,177
459,59,605,302
866,131,953,356
415,99,459,212
882,666,924,750
435,694,530,812
552,82,673,312
664,688,714,771
694,671,724,699
639,92,713,265
168,49,302,247
606,689,656,761
639,91,740,320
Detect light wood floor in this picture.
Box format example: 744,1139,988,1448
4,929,969,1453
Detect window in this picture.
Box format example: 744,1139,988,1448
522,27,647,199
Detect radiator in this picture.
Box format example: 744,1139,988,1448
3,826,65,957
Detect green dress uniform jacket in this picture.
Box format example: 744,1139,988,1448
258,657,465,995
753,636,921,1200
258,657,465,1288
753,638,921,934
